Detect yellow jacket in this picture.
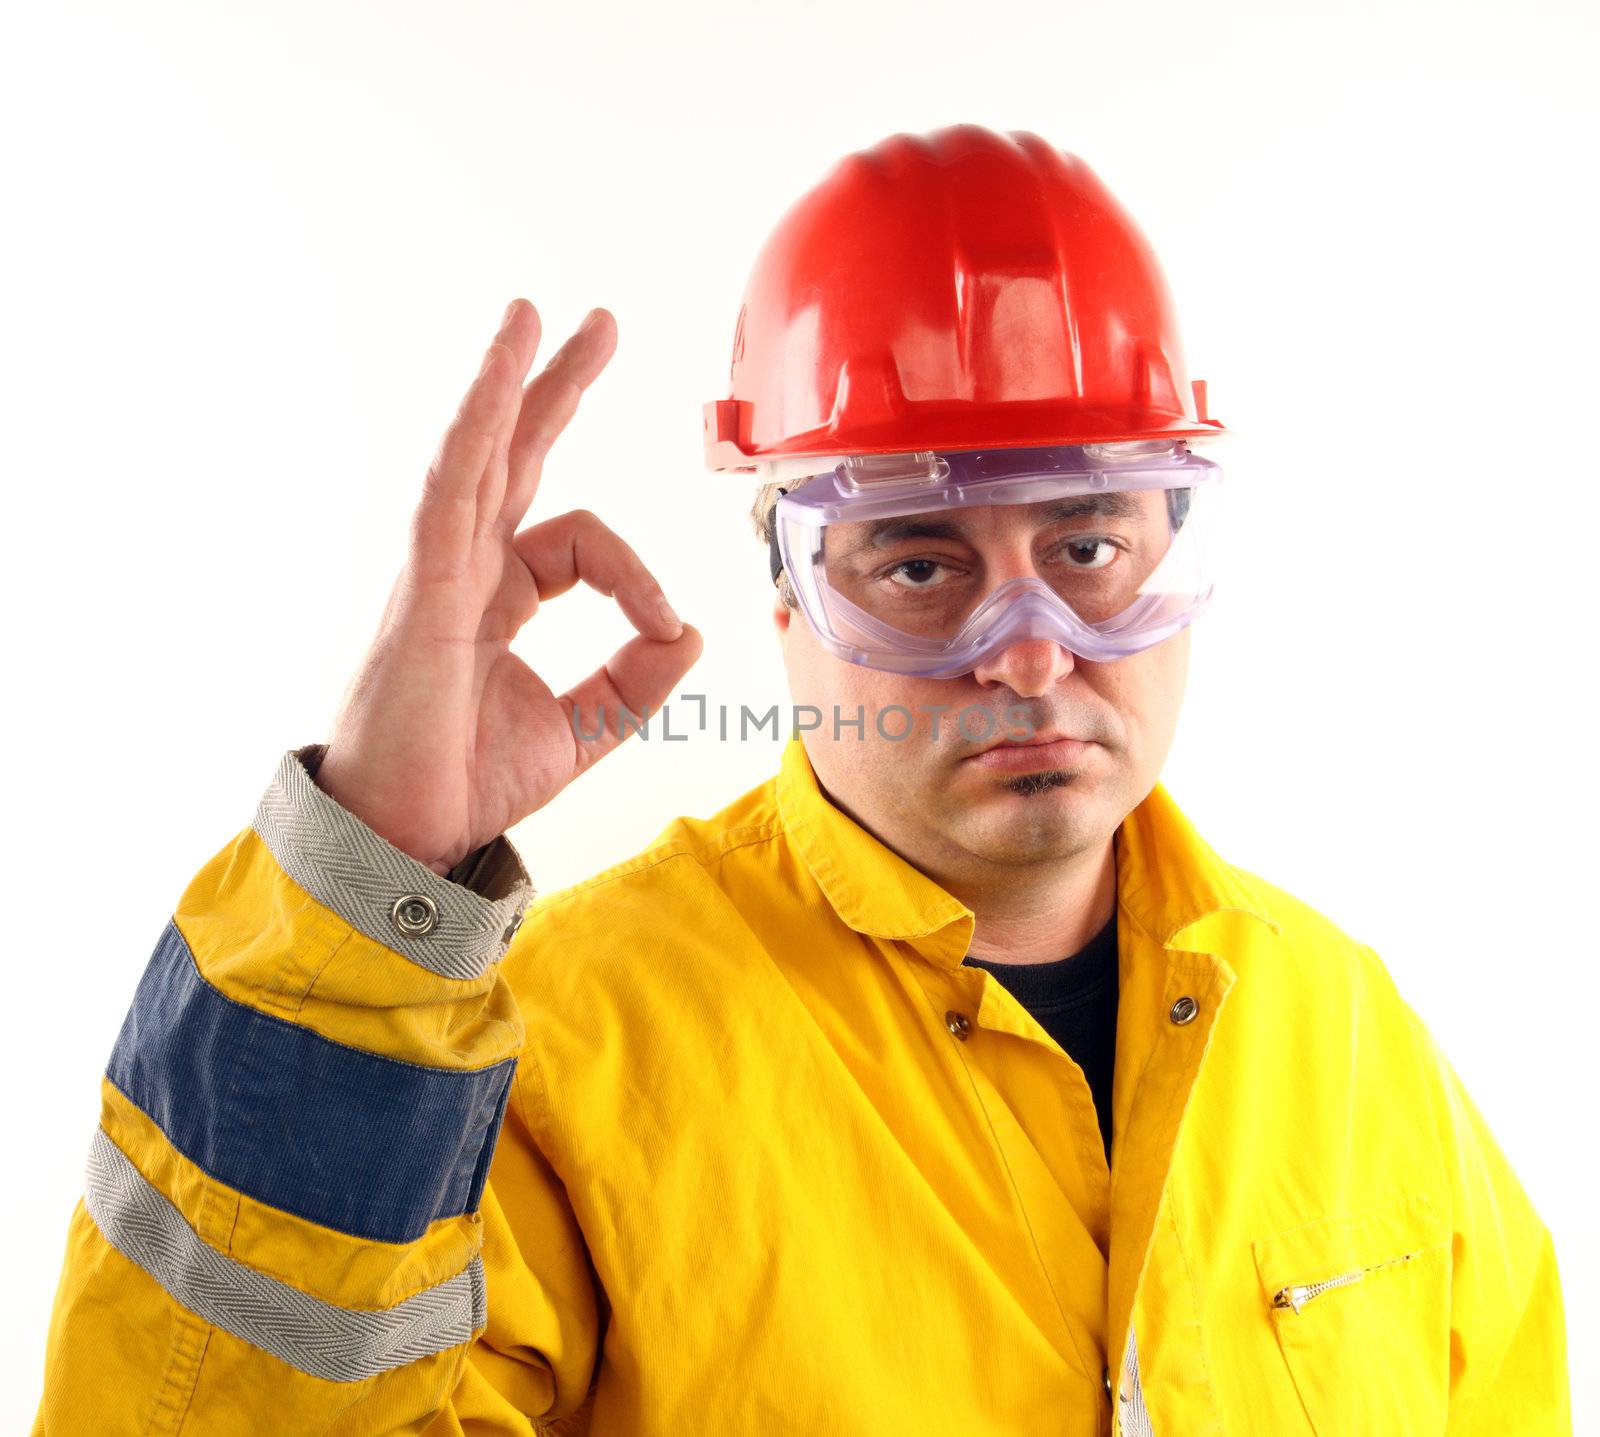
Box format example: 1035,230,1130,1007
37,736,1568,1434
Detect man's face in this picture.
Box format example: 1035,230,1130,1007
774,494,1190,882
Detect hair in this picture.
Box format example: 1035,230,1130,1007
749,480,799,609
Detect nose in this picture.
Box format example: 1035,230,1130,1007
970,636,1077,697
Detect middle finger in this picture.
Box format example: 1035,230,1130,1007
497,307,619,531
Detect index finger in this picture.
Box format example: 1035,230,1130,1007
410,301,543,585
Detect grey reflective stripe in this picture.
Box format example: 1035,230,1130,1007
84,1128,487,1383
1119,1324,1156,1437
253,746,532,980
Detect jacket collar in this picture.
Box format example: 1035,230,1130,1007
774,735,1279,959
1114,770,1282,947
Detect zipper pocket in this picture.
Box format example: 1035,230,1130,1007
1270,1248,1426,1314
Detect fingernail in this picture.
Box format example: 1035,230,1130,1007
479,345,499,379
502,300,520,327
657,598,682,632
580,308,604,334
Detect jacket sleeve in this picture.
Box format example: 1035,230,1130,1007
1399,998,1571,1435
34,745,602,1435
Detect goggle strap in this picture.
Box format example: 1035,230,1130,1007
769,488,788,585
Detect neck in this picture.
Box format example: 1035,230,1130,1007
810,767,1118,967
943,838,1117,966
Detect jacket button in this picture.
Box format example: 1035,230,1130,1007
1102,1366,1112,1400
944,1010,972,1041
391,893,439,937
1169,994,1199,1025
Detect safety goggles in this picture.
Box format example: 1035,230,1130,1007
770,441,1222,678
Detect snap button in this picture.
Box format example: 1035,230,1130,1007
944,1010,972,1041
391,893,439,937
1169,994,1199,1025
1102,1366,1112,1400
502,910,524,944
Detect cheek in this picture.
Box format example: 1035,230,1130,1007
781,620,839,706
785,637,900,740
1077,637,1187,731
809,672,966,758
1113,642,1189,742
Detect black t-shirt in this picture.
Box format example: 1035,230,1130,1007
961,911,1119,1162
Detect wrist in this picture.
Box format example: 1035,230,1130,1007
304,744,472,881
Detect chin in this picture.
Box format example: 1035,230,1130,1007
949,778,1102,842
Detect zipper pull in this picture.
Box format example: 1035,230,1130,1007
1271,1268,1365,1314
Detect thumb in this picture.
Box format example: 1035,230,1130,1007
559,624,705,773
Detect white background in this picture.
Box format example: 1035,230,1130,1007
3,0,1595,1425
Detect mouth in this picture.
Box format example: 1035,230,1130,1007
962,731,1096,773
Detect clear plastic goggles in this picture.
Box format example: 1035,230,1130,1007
773,441,1223,678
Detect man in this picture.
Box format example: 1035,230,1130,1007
37,126,1567,1435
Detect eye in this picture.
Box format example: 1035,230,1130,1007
884,558,955,590
1058,536,1121,570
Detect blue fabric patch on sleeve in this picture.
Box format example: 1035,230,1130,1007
106,920,517,1244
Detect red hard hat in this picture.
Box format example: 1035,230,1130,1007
704,124,1222,473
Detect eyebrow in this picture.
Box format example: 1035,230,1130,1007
844,493,1149,552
